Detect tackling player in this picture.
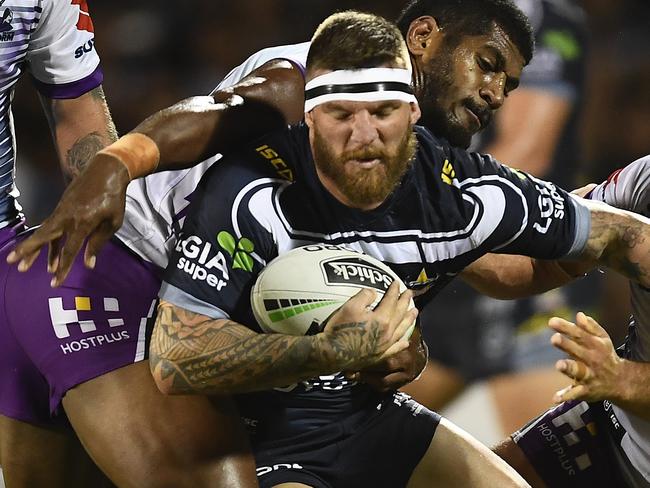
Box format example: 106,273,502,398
494,155,650,487
0,2,537,486
154,13,650,488
0,0,117,486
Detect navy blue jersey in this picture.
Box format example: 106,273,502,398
159,123,590,440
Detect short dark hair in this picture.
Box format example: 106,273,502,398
307,11,409,75
396,0,534,64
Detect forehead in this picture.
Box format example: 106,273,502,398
458,23,525,76
318,99,408,113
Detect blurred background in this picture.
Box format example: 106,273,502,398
12,0,650,444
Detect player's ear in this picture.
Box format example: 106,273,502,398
410,102,421,125
406,16,444,58
304,109,315,129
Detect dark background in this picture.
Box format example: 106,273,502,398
13,0,650,222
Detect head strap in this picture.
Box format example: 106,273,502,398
304,68,417,112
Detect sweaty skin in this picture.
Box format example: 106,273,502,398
9,18,526,286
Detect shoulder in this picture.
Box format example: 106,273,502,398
217,42,310,90
199,124,306,199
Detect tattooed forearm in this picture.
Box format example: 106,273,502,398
45,85,119,182
149,301,387,395
583,200,650,287
64,131,106,179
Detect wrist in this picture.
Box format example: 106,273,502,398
96,132,160,181
611,357,632,405
313,332,362,373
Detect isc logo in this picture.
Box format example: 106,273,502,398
48,296,124,339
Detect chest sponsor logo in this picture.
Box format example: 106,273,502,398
175,235,229,289
217,231,255,272
48,296,130,354
321,257,393,292
533,181,566,234
0,1,14,41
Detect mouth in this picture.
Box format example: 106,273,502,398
464,106,482,130
348,158,381,169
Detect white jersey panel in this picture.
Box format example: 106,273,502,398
27,0,100,85
118,42,310,269
588,154,650,482
217,42,310,90
0,0,102,225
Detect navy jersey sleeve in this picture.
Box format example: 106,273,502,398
159,157,282,325
447,144,591,259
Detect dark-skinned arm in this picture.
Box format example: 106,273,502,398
345,325,428,392
9,60,305,286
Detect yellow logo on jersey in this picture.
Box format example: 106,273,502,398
441,159,456,185
416,268,429,283
256,145,294,181
504,165,527,180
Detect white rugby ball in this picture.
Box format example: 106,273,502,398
251,244,415,337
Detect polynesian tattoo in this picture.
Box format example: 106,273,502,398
150,300,386,395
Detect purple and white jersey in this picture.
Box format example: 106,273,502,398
588,154,650,482
117,42,309,268
0,0,102,227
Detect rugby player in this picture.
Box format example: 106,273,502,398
0,2,537,486
494,155,650,487
0,1,116,486
153,12,650,488
9,0,534,283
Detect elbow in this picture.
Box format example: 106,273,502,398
149,351,184,396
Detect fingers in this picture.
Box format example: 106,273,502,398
345,288,377,312
553,383,588,403
8,222,63,271
50,231,88,288
391,306,418,345
574,312,608,338
83,220,116,269
550,331,583,359
556,359,591,382
548,316,579,339
373,281,401,314
47,237,61,274
380,338,410,359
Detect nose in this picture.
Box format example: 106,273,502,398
349,110,379,147
479,73,506,110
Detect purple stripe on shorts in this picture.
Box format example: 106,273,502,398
31,65,104,99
